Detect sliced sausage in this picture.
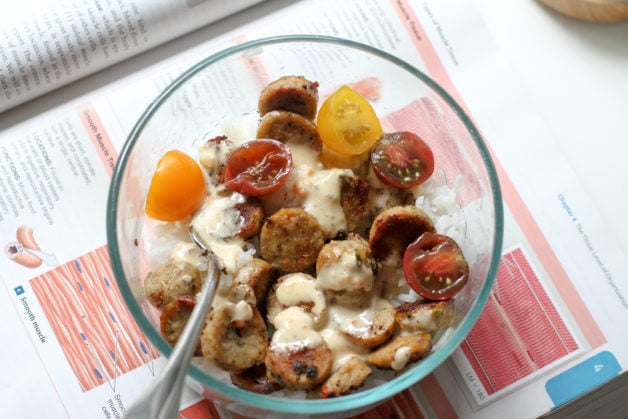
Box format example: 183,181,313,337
339,174,371,236
368,186,415,216
258,76,319,120
265,344,333,390
144,260,201,309
265,306,332,390
200,302,268,374
368,205,435,264
266,273,327,328
338,298,396,349
367,332,432,370
257,110,322,151
160,297,201,356
320,356,372,398
227,257,275,306
235,197,265,239
395,299,455,333
260,207,325,272
315,234,374,305
198,135,234,181
230,364,283,394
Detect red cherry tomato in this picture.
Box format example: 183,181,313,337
223,139,293,196
403,232,468,300
371,131,434,189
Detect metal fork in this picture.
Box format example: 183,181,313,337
124,228,219,419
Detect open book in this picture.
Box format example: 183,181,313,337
0,0,264,113
1,0,626,418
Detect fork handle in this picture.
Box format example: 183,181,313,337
124,254,219,419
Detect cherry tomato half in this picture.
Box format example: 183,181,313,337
223,139,293,196
371,131,434,189
403,232,468,300
317,85,383,156
146,150,207,222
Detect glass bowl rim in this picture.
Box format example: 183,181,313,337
106,34,504,414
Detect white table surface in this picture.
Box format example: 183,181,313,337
474,0,628,257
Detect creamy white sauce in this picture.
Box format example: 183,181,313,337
391,346,412,370
275,273,326,323
259,142,320,214
401,308,441,333
225,300,253,322
199,139,233,174
316,249,374,292
327,302,375,339
303,168,352,238
319,328,369,371
290,142,323,168
261,142,350,238
170,242,208,270
191,186,249,275
229,283,256,305
271,306,324,353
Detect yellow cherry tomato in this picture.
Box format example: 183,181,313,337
145,150,206,221
317,85,383,156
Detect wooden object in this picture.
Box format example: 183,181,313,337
539,0,628,22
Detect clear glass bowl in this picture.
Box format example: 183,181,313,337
107,35,503,418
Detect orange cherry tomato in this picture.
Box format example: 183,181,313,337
145,150,206,221
317,85,383,156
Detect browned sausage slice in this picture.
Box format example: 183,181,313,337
159,297,201,356
260,207,325,272
235,197,265,239
227,257,275,306
395,299,455,333
368,205,435,264
200,302,268,373
144,261,202,309
257,110,322,151
367,332,432,370
265,306,332,390
230,364,283,394
320,356,372,398
339,174,371,236
315,234,374,305
266,273,327,328
258,76,319,120
337,298,396,349
265,344,333,390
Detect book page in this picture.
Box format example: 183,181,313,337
0,0,263,113
0,0,626,417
